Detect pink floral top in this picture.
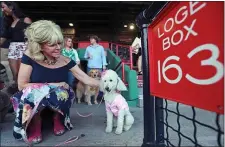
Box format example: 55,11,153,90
105,94,129,117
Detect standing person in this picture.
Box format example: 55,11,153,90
131,43,142,75
84,35,107,73
135,43,142,75
11,20,100,144
61,37,80,87
0,1,32,90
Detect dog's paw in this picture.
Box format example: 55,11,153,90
123,125,132,131
115,128,123,135
88,102,92,105
94,101,98,104
78,100,81,104
105,127,112,133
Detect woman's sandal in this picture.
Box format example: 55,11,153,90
138,71,143,75
53,114,65,136
27,117,42,144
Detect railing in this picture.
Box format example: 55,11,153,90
109,43,133,69
121,62,129,86
73,41,134,70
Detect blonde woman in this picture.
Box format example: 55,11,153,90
10,20,99,144
61,37,80,87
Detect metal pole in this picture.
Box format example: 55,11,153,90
0,10,3,61
155,97,165,147
141,24,156,147
135,2,169,147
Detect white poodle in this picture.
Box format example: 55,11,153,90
100,70,134,135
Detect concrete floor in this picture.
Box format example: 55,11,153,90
1,102,143,146
1,99,224,147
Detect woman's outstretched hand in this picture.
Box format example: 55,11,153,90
92,79,100,87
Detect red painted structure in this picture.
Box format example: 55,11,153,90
148,1,224,114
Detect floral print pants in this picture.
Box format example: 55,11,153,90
10,84,75,141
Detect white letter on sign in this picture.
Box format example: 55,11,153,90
186,44,224,85
175,6,188,24
164,18,174,32
163,37,170,51
184,19,198,41
189,1,207,16
158,28,164,38
171,30,183,46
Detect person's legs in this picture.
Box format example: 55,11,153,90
96,68,103,99
8,59,19,83
17,58,22,71
86,67,91,74
132,53,138,66
137,55,142,75
67,71,75,87
7,58,19,95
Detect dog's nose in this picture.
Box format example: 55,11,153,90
105,86,110,92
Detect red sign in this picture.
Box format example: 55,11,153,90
148,2,224,114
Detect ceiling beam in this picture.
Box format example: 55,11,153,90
52,19,110,23
18,2,117,8
120,1,152,5
24,11,139,17
30,15,136,22
24,11,113,15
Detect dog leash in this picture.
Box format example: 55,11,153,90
54,134,85,147
18,84,104,146
54,72,108,146
75,94,104,117
53,93,105,147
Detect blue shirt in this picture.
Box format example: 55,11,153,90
84,44,107,68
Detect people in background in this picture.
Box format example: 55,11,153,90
0,1,32,90
132,45,139,66
11,20,100,144
61,37,80,87
132,43,142,75
84,35,107,73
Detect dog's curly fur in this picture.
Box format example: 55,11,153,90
76,69,100,105
100,70,134,135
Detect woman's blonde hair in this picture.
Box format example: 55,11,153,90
24,20,64,61
64,37,73,48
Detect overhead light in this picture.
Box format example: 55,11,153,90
69,23,73,26
124,25,128,28
129,25,134,30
